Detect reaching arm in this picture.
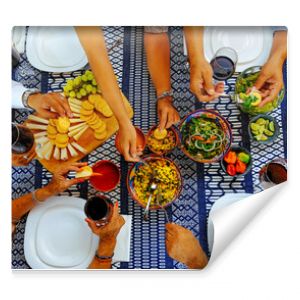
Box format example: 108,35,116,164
254,30,287,107
184,26,224,102
12,163,88,227
144,30,180,129
75,26,138,162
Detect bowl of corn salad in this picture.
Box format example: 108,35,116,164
127,155,182,209
146,125,179,155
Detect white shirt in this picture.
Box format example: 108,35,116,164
12,80,34,109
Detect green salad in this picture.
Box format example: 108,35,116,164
235,71,284,115
181,115,229,161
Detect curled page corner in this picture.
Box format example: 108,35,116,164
207,182,287,266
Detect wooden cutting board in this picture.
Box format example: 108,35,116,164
26,93,133,173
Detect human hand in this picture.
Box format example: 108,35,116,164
190,60,224,102
12,142,36,167
118,121,142,162
254,56,284,108
85,202,125,240
157,97,180,130
165,222,208,269
45,162,89,195
28,92,73,119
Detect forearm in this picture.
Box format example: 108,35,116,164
88,237,116,269
144,33,171,95
75,26,130,127
269,31,287,64
12,186,54,221
184,26,205,65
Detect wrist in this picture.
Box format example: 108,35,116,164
26,91,40,109
34,186,56,203
269,51,286,66
97,236,117,257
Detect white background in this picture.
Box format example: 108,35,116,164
1,0,299,299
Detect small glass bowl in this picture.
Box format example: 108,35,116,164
234,66,285,115
248,114,279,144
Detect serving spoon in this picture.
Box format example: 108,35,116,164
143,182,158,221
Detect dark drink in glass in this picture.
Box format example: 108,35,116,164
12,123,35,154
84,196,114,227
210,47,238,81
259,158,287,189
211,56,235,80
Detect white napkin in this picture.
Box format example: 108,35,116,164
112,215,132,262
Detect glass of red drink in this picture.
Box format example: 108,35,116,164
259,157,287,189
12,123,36,166
84,195,114,227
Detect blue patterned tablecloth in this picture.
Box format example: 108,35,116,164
12,26,287,269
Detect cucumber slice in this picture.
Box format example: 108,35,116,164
269,121,275,132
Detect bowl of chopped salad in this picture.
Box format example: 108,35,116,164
179,109,232,163
127,155,182,209
234,66,285,115
146,125,179,155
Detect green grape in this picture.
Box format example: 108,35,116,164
80,88,87,97
91,87,97,94
66,79,74,88
97,87,102,94
87,73,94,81
76,92,82,99
69,91,76,98
86,84,93,93
82,84,87,89
63,85,69,92
73,76,81,87
81,74,88,82
92,79,97,86
64,91,70,97
85,70,92,76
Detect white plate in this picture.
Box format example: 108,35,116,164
204,27,273,72
207,193,252,252
183,27,273,72
24,196,99,269
26,27,88,72
36,205,94,267
24,196,132,269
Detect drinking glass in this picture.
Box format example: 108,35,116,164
12,123,35,165
259,157,287,189
84,195,114,227
210,47,238,80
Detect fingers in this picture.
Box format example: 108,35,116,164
58,95,73,118
39,109,59,119
254,72,268,90
202,70,215,96
46,94,67,117
67,162,89,172
159,109,168,130
67,177,87,187
85,218,98,232
129,137,137,160
166,112,175,129
258,81,282,107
